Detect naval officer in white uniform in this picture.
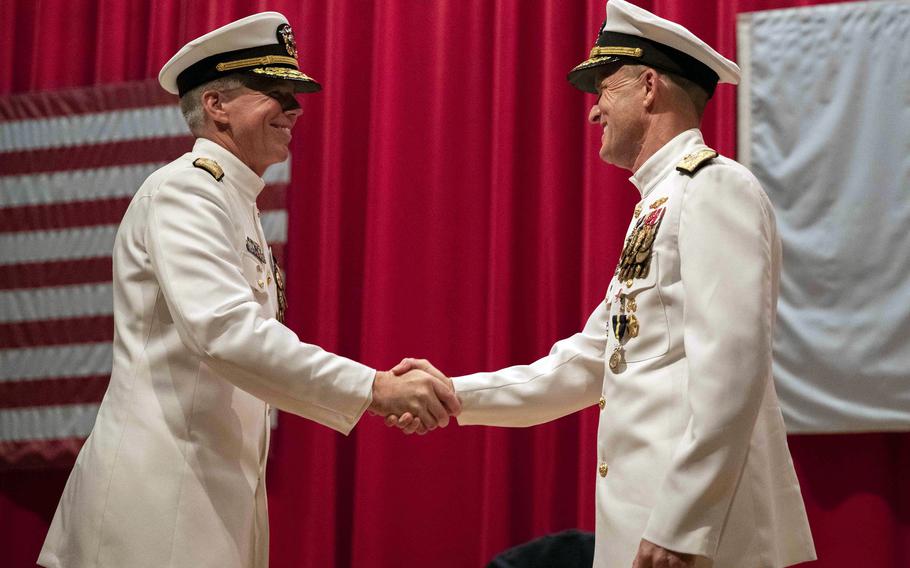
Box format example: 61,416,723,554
391,1,816,566
38,12,459,568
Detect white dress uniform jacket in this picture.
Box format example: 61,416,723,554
455,130,816,567
38,138,375,568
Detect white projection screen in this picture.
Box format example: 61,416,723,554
738,1,910,433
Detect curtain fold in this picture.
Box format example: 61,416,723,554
0,1,905,567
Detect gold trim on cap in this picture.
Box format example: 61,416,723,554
569,56,615,73
216,55,299,72
250,67,315,81
589,46,643,59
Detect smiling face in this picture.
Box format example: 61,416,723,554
587,65,649,171
219,78,302,175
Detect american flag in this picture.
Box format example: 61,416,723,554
0,80,290,469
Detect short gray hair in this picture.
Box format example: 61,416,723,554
619,64,709,118
179,74,246,134
661,72,709,117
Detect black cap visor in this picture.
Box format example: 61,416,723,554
567,32,718,97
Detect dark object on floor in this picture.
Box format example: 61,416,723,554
487,529,595,568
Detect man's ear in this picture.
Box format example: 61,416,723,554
201,89,230,127
641,68,660,109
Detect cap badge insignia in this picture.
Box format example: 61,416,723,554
192,158,224,181
277,23,297,58
246,237,267,264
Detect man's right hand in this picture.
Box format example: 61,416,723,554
369,369,461,433
383,358,454,435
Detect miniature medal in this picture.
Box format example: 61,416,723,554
271,247,287,324
246,237,267,264
615,205,666,283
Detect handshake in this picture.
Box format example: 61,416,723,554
368,358,459,435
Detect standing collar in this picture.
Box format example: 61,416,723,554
192,137,266,202
629,128,704,198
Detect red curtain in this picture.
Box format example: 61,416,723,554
1,1,907,567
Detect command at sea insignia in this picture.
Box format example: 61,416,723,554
607,147,718,372
192,157,224,181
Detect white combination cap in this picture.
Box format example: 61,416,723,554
158,12,321,96
568,0,740,96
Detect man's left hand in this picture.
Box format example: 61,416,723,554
632,539,696,568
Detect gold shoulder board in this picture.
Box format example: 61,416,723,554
193,157,224,181
676,148,718,176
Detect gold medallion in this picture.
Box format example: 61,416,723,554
628,314,639,338
609,347,623,372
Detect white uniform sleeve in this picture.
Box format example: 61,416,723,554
455,303,607,427
145,170,375,434
642,164,778,556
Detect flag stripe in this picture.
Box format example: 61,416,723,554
0,185,288,233
0,225,119,264
0,136,194,176
0,283,112,323
0,80,174,122
0,196,133,233
0,163,164,207
0,316,113,348
0,343,112,382
0,212,287,266
257,185,289,213
0,242,284,291
0,375,109,409
0,404,99,441
0,257,112,290
0,160,289,208
0,105,188,152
